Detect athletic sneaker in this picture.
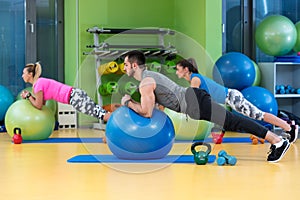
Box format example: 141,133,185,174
267,138,290,163
286,121,299,143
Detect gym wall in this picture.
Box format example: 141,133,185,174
64,0,222,126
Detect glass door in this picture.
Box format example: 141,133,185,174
0,0,64,97
0,0,26,96
35,0,64,81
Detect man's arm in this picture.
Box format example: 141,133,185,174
122,77,156,117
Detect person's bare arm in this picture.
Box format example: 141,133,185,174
190,76,201,88
122,77,156,117
21,90,44,110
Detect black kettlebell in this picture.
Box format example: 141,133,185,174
191,142,211,165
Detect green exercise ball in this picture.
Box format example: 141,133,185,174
45,100,58,115
293,21,300,53
5,100,55,140
255,15,297,56
252,61,261,86
16,87,57,118
164,108,213,140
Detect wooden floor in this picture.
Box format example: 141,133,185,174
0,128,300,200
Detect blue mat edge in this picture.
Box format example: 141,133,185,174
67,154,216,164
22,137,254,143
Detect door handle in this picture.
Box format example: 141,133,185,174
29,23,34,33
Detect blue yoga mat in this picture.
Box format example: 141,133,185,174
67,154,216,164
22,137,104,143
22,137,253,143
176,137,253,143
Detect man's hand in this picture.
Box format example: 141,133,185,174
121,94,131,106
103,112,111,122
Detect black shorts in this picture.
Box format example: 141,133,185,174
185,87,216,121
184,87,268,138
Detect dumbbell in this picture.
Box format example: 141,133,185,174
164,60,176,74
121,81,137,96
250,135,265,145
148,61,162,72
98,81,118,96
217,150,237,166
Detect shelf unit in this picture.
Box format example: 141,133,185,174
259,62,300,131
85,27,177,129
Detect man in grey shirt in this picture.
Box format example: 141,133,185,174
121,50,290,163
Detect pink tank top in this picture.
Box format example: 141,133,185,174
33,78,73,104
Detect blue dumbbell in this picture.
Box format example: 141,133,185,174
217,150,237,166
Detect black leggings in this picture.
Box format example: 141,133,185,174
185,88,268,139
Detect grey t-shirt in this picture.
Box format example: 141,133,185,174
142,70,187,113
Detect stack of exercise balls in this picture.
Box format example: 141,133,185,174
241,86,278,127
5,87,56,140
213,52,256,90
213,52,278,128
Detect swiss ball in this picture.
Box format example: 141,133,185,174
45,100,58,115
16,87,57,119
5,100,55,140
241,86,278,116
293,21,300,53
105,106,175,160
164,108,213,140
213,52,255,91
255,15,297,56
252,61,261,86
0,85,14,121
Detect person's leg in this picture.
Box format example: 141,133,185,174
226,89,298,143
186,87,268,138
185,87,290,162
69,88,107,120
263,113,290,131
226,89,290,131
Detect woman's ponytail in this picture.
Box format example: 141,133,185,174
33,62,42,83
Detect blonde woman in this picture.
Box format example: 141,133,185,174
21,62,110,122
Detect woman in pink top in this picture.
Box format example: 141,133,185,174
21,62,110,121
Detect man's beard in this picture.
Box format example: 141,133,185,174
127,68,135,77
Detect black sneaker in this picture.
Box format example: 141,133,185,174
286,121,298,143
267,138,290,163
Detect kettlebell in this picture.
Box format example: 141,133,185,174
12,127,23,144
191,142,211,165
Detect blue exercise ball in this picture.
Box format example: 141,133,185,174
105,106,175,160
241,86,278,116
213,52,256,91
0,85,14,121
